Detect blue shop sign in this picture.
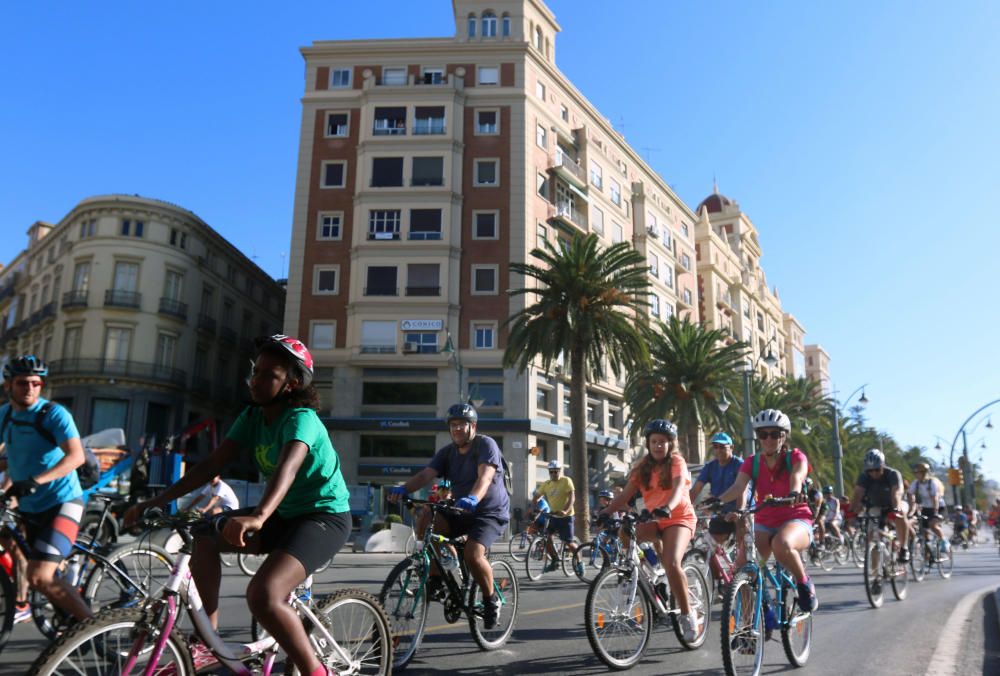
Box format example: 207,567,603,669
359,463,425,477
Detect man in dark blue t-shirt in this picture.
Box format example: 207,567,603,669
389,403,509,629
690,432,750,565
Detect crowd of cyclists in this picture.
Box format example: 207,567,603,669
0,337,993,674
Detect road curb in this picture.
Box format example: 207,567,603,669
925,581,999,676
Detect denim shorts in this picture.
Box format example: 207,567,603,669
754,519,813,543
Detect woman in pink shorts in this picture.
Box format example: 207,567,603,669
602,419,699,641
718,408,818,613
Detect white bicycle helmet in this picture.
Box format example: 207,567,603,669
863,448,885,470
547,460,561,470
751,408,791,432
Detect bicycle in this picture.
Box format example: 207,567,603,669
692,501,743,604
857,506,909,609
29,510,393,675
910,512,952,581
508,510,548,562
807,525,847,571
719,498,813,676
573,517,625,584
584,509,711,670
379,498,518,671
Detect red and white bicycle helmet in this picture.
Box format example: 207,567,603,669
255,334,314,386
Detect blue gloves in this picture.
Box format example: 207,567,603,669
456,495,479,512
389,485,408,498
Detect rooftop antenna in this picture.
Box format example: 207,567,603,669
639,145,662,163
279,252,286,278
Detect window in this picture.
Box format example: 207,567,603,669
612,222,623,244
72,262,91,292
79,219,96,238
591,206,604,234
200,285,214,315
321,161,346,188
664,265,674,289
155,333,177,369
473,211,498,239
317,212,343,240
590,161,603,189
467,13,476,38
120,219,143,237
535,26,544,50
681,252,691,270
681,222,690,238
683,288,693,305
310,321,335,350
91,398,129,433
469,381,503,407
331,68,351,88
536,123,547,148
371,157,404,187
63,325,82,359
536,80,546,100
475,109,498,134
373,106,406,135
325,112,349,137
411,156,444,186
502,14,511,37
536,222,548,248
757,312,765,331
473,323,495,349
477,66,499,85
474,159,498,186
163,270,183,301
649,253,659,278
609,179,621,205
362,381,436,406
113,261,139,291
360,435,436,459
419,69,444,85
361,320,396,353
405,263,440,296
536,387,550,413
650,295,660,317
482,11,497,37
368,209,401,240
365,266,397,296
169,228,188,249
537,172,549,199
403,332,438,353
472,265,498,294
313,265,339,294
560,104,569,122
663,228,672,249
104,326,132,363
413,106,445,134
381,67,406,85
409,209,442,240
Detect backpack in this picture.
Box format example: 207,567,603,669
0,402,101,488
448,435,513,498
749,450,799,500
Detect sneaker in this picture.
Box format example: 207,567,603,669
482,593,501,630
542,561,559,573
426,575,446,602
897,547,910,563
940,539,950,553
762,604,778,631
574,561,584,577
796,579,818,613
13,602,31,624
679,613,698,642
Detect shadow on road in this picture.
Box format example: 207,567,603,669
983,593,1000,675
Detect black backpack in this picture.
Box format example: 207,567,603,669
0,402,101,487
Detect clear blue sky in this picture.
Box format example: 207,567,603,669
2,1,998,479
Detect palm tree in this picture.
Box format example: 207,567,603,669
624,316,748,462
504,232,651,540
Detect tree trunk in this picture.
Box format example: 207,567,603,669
570,345,591,542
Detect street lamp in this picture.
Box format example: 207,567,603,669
739,340,779,460
830,384,869,498
948,403,1000,507
441,330,471,405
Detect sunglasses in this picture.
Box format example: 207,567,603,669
866,468,883,474
711,443,728,449
755,431,784,440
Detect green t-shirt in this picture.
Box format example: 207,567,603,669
226,406,350,518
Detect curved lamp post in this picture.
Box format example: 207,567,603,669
948,404,998,506
830,384,869,498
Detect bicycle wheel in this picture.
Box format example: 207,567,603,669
682,548,714,605
780,580,812,667
84,542,174,613
508,532,531,562
672,561,710,649
910,537,926,582
832,538,849,566
287,589,392,676
0,569,14,655
890,552,908,600
574,543,607,583
863,542,884,609
721,569,763,676
585,565,654,670
219,552,237,568
27,607,194,676
468,558,518,650
238,552,266,576
852,531,866,568
524,536,549,581
818,543,835,572
937,541,954,579
313,557,332,575
378,558,428,671
79,510,118,549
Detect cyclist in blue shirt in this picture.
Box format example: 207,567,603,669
0,355,92,624
690,432,749,565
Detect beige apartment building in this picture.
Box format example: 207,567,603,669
0,195,285,467
804,344,831,394
693,188,810,382
285,0,702,512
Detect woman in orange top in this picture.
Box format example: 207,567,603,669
601,419,699,642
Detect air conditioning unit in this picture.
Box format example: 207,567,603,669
402,341,420,354
646,225,660,238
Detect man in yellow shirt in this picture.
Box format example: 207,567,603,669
532,460,578,573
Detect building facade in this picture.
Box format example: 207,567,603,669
0,195,285,466
804,344,831,394
285,0,702,513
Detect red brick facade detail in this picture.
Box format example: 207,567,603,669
315,67,329,91
447,63,476,87
500,63,515,87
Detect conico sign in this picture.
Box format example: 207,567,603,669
401,319,443,331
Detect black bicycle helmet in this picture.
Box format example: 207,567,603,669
446,403,478,425
3,355,49,380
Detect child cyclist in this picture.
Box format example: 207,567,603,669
601,419,699,641
718,408,818,612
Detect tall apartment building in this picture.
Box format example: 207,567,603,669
804,344,831,394
285,0,702,510
693,188,809,381
0,195,285,464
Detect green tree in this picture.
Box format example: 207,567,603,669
504,232,652,538
624,316,747,462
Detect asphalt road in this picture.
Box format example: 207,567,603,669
4,538,999,675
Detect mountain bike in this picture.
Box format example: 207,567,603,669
910,512,952,581
525,529,580,581
508,511,548,562
720,498,813,676
573,517,624,584
380,498,518,671
857,506,909,608
584,509,710,670
28,510,392,675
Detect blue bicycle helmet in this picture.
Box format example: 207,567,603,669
3,355,48,380
710,432,734,446
598,489,614,500
644,419,678,440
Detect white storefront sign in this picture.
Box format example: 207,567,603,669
401,319,443,331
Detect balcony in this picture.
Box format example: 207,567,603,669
36,302,56,324
219,326,237,344
197,314,217,335
412,120,446,135
48,358,187,388
367,231,401,241
548,150,587,189
62,290,88,310
364,287,398,296
158,297,188,320
548,201,587,232
405,286,440,297
104,289,141,309
1,323,22,344
0,273,20,302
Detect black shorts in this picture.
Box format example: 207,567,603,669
442,512,508,549
545,514,575,542
708,515,735,536
224,507,351,575
919,508,939,525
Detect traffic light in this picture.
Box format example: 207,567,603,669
948,467,963,486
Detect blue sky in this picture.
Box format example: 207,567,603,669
2,1,998,480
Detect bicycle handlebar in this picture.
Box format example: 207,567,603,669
404,497,469,518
